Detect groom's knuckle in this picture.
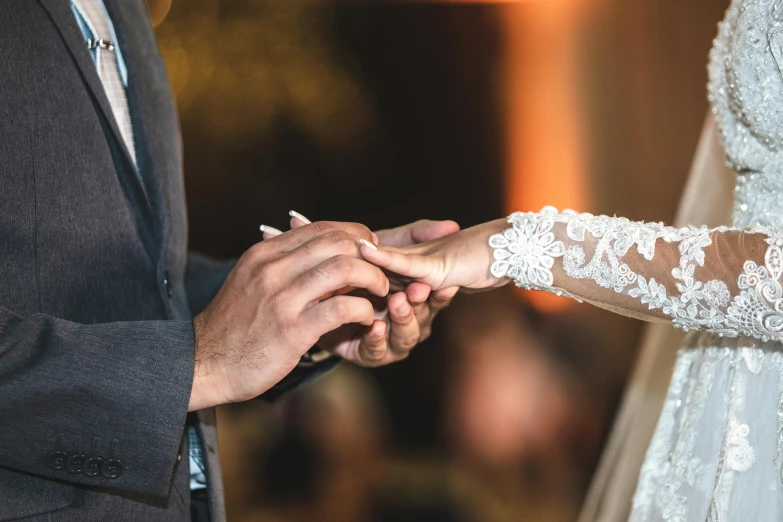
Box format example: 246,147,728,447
321,230,344,242
246,242,269,263
259,260,285,286
318,302,339,327
254,264,273,290
244,243,261,259
332,234,357,254
309,221,331,235
344,222,371,239
332,299,354,323
328,255,354,280
315,231,349,251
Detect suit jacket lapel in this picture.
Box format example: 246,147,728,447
37,0,160,263
36,0,144,192
105,0,173,263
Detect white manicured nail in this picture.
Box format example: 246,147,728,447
289,210,311,224
359,239,378,251
259,225,283,237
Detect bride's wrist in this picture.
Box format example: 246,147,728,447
482,219,513,288
440,219,510,290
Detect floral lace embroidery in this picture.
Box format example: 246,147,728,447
488,210,574,299
489,207,783,342
725,417,755,473
653,350,723,522
631,351,695,519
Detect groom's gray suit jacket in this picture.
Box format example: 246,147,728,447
0,1,309,520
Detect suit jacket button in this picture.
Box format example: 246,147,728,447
101,459,124,479
164,271,173,298
46,451,68,471
83,457,104,477
66,454,87,474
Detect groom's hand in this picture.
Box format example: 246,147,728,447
188,222,389,411
311,219,460,367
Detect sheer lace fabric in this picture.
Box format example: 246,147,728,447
490,208,782,341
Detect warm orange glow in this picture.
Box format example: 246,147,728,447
396,1,582,3
503,2,589,311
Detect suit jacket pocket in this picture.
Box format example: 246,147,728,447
0,467,76,521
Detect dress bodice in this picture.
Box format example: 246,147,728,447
709,0,783,227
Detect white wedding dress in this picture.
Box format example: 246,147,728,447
490,1,783,520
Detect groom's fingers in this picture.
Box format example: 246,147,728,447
263,221,376,254
289,218,381,245
291,255,389,308
301,296,376,341
289,256,389,308
281,231,368,276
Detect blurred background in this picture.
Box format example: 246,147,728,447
146,0,729,520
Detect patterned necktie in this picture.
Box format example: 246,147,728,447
71,0,137,167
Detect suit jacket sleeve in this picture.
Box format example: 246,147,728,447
184,251,236,316
0,307,195,497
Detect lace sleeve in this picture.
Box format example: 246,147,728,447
489,206,783,341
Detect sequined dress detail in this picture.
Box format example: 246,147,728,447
489,2,783,519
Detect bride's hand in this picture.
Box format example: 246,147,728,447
361,219,512,292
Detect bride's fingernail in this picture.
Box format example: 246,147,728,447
359,239,378,251
259,225,283,237
289,210,311,224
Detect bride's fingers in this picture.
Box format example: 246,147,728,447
386,292,421,357
360,244,444,287
405,282,431,304
355,320,390,366
430,286,459,306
